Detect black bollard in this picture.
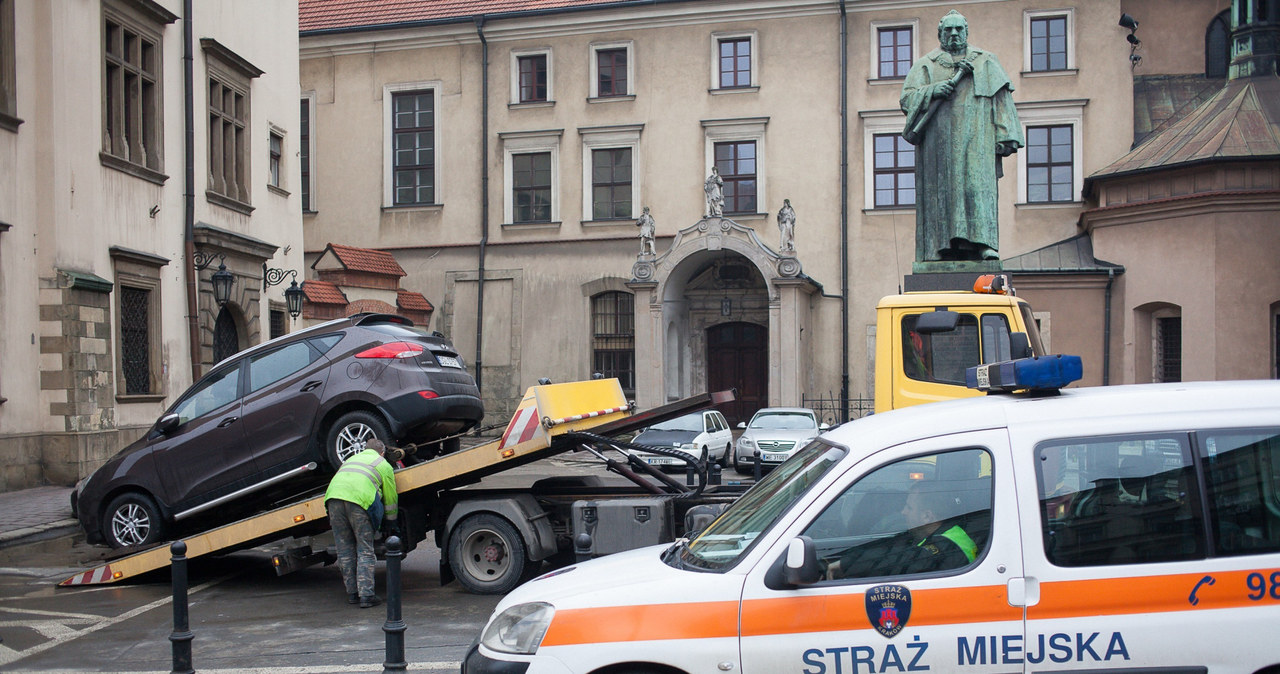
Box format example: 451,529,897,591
685,462,695,487
169,541,194,674
382,536,407,673
709,462,722,486
753,450,762,481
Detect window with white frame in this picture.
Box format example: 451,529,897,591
590,42,633,99
300,94,316,212
872,21,916,79
502,130,561,226
703,117,766,216
711,31,757,92
581,124,642,221
1015,100,1085,205
1023,9,1074,74
268,126,284,191
383,82,441,208
511,48,552,105
860,109,911,210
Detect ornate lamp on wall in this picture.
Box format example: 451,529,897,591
263,264,305,319
193,250,234,306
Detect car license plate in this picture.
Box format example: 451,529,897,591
645,457,678,466
436,355,462,368
763,452,790,462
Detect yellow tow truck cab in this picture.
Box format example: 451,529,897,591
874,275,1046,413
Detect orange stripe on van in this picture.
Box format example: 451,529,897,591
541,601,739,646
1031,569,1270,620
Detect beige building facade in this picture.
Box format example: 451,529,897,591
0,0,305,489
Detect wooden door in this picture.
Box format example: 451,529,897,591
707,322,767,427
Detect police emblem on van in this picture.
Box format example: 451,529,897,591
865,584,912,638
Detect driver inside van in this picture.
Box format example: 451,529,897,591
825,481,977,580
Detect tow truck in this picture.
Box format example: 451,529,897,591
60,378,744,594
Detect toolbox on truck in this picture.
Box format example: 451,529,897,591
572,497,675,557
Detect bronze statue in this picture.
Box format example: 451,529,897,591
901,10,1022,262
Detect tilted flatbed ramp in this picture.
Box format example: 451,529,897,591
59,379,730,586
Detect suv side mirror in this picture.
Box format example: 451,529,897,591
914,310,959,334
1010,332,1032,359
783,536,822,586
156,413,180,434
737,422,746,429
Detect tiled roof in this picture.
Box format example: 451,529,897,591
300,0,632,33
301,280,349,305
324,243,407,277
1088,75,1280,191
346,299,399,315
1132,75,1226,147
397,290,434,311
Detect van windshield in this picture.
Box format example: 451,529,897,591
669,441,846,571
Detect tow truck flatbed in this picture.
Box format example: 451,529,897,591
59,379,730,587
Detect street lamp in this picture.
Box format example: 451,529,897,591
263,264,305,319
194,250,234,307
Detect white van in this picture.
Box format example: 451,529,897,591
465,371,1280,673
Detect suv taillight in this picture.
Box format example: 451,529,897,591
355,342,425,359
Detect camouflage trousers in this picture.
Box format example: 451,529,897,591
327,498,376,598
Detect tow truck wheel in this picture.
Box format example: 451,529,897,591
103,492,165,549
448,513,528,595
325,411,391,470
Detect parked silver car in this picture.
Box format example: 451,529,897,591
733,407,828,474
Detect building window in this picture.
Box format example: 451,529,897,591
1029,16,1068,72
511,49,553,104
1,0,17,131
202,39,261,210
268,128,283,189
714,141,757,215
1155,314,1182,383
873,133,915,207
718,37,751,88
592,291,634,395
594,47,628,98
103,1,174,174
711,31,757,92
269,306,286,340
502,129,560,226
1023,9,1074,74
877,27,912,79
580,124,642,222
111,246,167,399
1026,125,1073,203
513,152,552,224
391,89,435,206
1206,10,1230,78
591,148,632,220
300,95,315,211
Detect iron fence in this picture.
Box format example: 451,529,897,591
802,393,876,428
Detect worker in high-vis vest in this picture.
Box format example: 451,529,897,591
827,481,977,579
325,438,401,608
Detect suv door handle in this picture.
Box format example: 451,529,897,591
301,380,322,392
217,416,239,428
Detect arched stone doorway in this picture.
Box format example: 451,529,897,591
213,304,243,363
628,216,817,414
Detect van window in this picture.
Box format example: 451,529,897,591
1036,435,1205,567
1201,430,1280,556
804,448,993,581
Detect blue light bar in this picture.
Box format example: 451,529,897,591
966,355,1083,393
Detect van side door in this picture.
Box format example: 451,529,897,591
1017,427,1280,671
738,430,1023,673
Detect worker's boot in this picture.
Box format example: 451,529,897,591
347,593,359,605
359,594,383,609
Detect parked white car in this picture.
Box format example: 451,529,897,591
632,409,733,469
734,407,828,474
